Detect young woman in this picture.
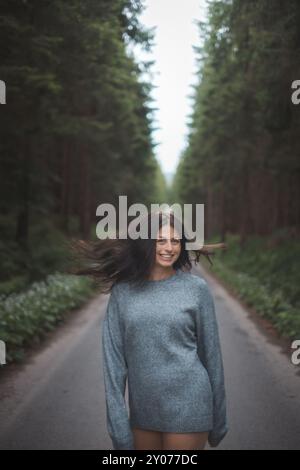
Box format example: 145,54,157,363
71,210,228,450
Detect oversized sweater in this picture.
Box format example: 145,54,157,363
101,268,228,450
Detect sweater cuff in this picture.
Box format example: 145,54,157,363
112,436,135,450
208,425,228,448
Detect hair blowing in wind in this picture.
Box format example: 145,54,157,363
67,210,227,294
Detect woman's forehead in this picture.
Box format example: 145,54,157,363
157,225,180,238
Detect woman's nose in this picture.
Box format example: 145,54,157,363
165,241,172,251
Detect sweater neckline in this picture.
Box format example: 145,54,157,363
145,269,181,284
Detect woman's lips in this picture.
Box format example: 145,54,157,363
159,254,174,260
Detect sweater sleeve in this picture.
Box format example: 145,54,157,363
195,279,228,448
101,284,134,450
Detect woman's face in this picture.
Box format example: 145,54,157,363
155,224,181,268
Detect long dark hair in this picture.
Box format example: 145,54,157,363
68,210,226,293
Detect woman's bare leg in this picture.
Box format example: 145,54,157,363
132,427,163,450
162,431,209,450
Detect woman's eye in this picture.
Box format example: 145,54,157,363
157,239,180,245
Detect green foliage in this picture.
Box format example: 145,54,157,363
210,233,300,340
0,217,74,295
0,273,95,363
173,0,300,235
0,0,164,292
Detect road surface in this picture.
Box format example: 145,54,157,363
0,265,299,449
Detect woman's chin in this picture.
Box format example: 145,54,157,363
156,259,175,268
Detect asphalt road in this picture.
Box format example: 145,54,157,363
0,265,299,450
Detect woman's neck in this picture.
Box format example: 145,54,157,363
148,265,176,281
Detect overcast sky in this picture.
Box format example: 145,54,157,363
132,0,207,178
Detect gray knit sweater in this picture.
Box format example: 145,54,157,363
101,268,228,450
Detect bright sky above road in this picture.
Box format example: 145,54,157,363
132,0,207,179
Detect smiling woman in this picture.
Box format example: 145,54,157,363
101,246,228,450
69,209,228,450
148,223,182,281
